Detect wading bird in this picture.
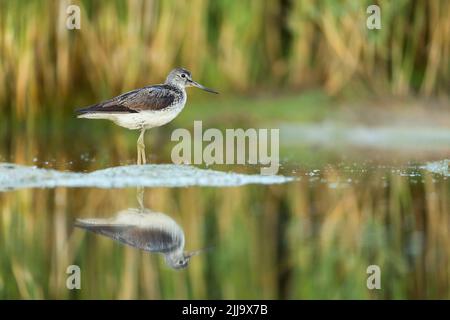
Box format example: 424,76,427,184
76,68,218,164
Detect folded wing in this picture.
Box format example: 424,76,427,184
75,219,182,253
76,85,175,115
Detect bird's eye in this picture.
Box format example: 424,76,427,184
181,74,186,78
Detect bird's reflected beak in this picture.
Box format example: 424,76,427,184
189,80,219,94
185,246,213,258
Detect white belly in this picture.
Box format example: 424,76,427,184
78,102,185,130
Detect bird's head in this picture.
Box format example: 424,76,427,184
165,67,218,94
164,248,210,270
166,255,191,270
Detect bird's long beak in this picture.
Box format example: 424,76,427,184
189,80,219,94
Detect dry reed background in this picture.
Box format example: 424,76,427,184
0,0,449,122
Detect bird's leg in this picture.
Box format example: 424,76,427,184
137,135,142,165
141,128,146,164
137,128,146,165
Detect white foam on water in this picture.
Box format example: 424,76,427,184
422,159,450,176
0,163,294,191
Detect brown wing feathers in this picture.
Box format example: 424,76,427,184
76,85,175,114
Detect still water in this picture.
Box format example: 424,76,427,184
1,122,450,299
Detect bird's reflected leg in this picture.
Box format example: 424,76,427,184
136,186,144,211
137,128,146,165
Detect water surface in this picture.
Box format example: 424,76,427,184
1,122,450,299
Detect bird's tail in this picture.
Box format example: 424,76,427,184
75,103,103,115
74,218,110,229
75,102,137,117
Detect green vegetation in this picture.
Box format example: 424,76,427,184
0,0,449,123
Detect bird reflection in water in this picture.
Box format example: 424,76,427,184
75,188,206,269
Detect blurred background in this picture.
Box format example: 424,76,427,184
1,0,449,119
1,0,450,299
